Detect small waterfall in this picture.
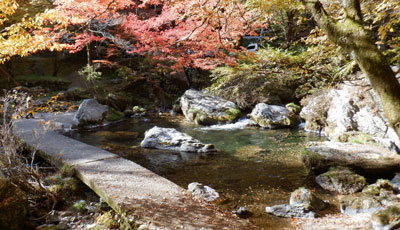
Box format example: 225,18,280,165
198,118,256,131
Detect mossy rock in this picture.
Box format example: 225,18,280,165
286,102,301,114
181,89,241,125
290,187,327,211
315,167,367,194
132,106,146,114
362,179,393,196
371,205,400,229
337,132,375,145
188,108,240,125
340,194,382,215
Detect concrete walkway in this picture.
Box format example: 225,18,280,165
13,113,255,229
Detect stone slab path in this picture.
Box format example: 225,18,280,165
13,113,255,230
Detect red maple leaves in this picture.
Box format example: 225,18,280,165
52,0,257,69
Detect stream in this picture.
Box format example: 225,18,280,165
67,115,333,229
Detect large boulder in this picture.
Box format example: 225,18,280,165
0,174,28,230
188,182,220,202
300,78,400,151
290,187,327,211
315,167,367,195
265,204,316,218
180,89,241,125
141,126,216,152
302,141,400,174
73,99,108,126
249,103,300,129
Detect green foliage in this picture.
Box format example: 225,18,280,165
59,164,75,177
116,66,134,81
79,64,102,81
106,107,124,122
72,200,87,212
208,46,351,109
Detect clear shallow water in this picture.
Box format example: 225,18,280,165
67,116,328,229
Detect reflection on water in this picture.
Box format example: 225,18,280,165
67,116,326,229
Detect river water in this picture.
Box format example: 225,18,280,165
68,115,330,229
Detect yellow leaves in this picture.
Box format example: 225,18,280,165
0,6,68,63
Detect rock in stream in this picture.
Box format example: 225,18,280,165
141,126,216,153
188,182,220,202
302,141,400,174
249,103,300,129
73,99,108,126
315,167,367,195
180,89,241,125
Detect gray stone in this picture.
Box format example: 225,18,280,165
391,174,400,193
249,103,300,129
290,187,327,211
265,204,316,218
188,182,220,202
300,81,400,151
180,89,241,125
302,141,400,174
73,99,108,126
141,126,216,153
315,167,367,194
371,205,400,230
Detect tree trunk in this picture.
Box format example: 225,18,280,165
286,10,296,45
301,0,400,141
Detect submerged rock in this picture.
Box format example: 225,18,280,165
73,99,108,126
290,187,327,211
188,182,220,202
141,126,216,152
315,167,366,194
249,103,300,129
371,205,400,230
302,141,400,174
265,204,316,218
180,89,241,125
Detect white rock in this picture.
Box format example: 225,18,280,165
141,126,216,153
188,182,219,202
